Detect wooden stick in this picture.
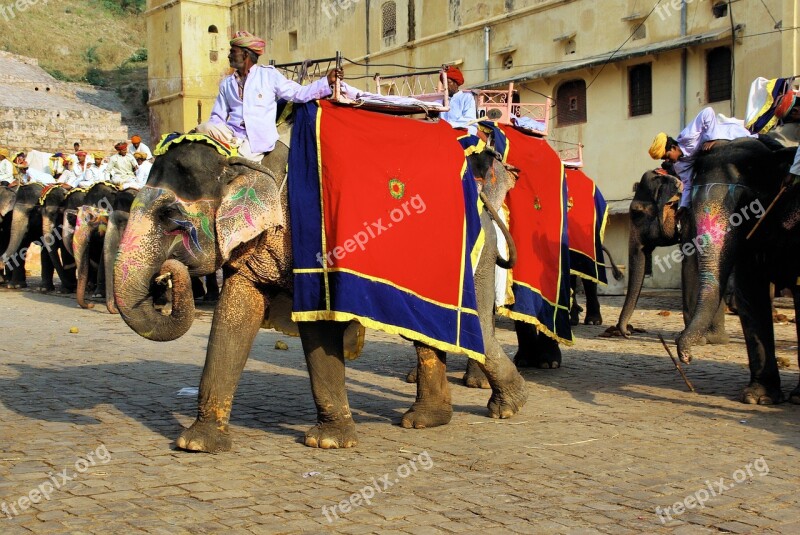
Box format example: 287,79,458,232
746,185,786,240
658,334,696,393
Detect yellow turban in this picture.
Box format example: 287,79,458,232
92,152,104,159
230,31,266,56
133,151,148,160
0,148,9,159
649,132,668,159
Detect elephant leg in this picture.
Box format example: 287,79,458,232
704,300,730,345
789,289,800,404
301,321,357,449
39,246,56,292
737,266,782,405
569,275,582,326
463,357,490,389
191,276,206,300
513,321,562,369
204,272,220,303
175,273,266,453
401,344,452,428
582,279,602,325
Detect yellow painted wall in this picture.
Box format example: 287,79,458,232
149,0,797,290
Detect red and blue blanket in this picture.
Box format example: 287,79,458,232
566,168,609,284
289,101,485,361
481,122,573,344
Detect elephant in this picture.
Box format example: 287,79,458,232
0,185,16,284
70,183,122,308
675,138,799,404
0,183,55,290
38,184,79,293
614,169,729,342
569,245,624,326
114,137,527,452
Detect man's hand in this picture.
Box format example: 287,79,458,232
702,140,716,151
326,68,343,86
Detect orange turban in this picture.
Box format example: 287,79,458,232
230,31,266,56
446,67,464,86
131,135,141,144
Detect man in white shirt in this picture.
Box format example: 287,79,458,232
107,142,138,186
197,30,341,162
440,67,477,136
59,158,79,187
0,148,13,184
73,151,90,183
649,107,757,210
130,135,152,162
131,151,152,188
80,153,108,188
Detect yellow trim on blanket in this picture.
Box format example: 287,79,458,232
292,310,486,363
294,266,481,315
569,267,607,286
496,307,574,346
315,104,331,311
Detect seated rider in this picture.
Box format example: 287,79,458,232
440,67,477,136
649,106,757,213
197,30,342,162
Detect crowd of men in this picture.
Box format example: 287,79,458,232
0,135,153,190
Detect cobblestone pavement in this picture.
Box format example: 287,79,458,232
0,287,799,534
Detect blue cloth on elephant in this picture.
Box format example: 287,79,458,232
289,101,486,362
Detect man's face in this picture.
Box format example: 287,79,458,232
77,154,85,163
94,158,103,166
118,148,127,156
135,157,145,165
228,46,247,70
663,146,682,163
446,78,459,97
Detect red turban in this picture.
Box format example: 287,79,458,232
114,142,128,151
446,67,464,86
230,31,266,56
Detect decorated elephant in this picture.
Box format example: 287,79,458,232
614,169,728,342
114,128,526,452
0,183,54,290
675,138,799,404
72,183,122,309
38,184,79,293
0,185,17,284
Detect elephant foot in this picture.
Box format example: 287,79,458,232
304,420,358,449
59,286,75,294
463,360,490,389
513,342,562,369
176,419,232,453
789,387,800,405
741,383,783,405
405,366,418,384
401,401,452,429
37,285,55,293
583,312,603,326
487,372,528,419
569,304,582,326
7,282,27,289
703,331,730,345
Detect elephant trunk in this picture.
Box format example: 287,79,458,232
103,212,127,314
616,224,649,336
74,220,94,309
1,206,29,267
114,215,196,341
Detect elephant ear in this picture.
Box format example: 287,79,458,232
216,166,283,262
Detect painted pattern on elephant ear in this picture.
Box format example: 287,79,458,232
216,166,284,262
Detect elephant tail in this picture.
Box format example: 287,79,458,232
479,191,517,269
602,245,624,281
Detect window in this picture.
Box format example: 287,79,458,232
712,2,728,18
707,47,731,102
629,63,652,116
289,30,298,51
556,80,587,126
208,25,218,34
564,38,576,55
632,23,646,40
382,1,397,39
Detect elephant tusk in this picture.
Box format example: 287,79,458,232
155,272,173,289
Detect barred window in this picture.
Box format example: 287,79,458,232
382,1,397,39
707,46,731,103
629,63,652,116
556,79,587,126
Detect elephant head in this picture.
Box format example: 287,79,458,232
616,169,681,336
1,183,43,271
114,140,285,341
676,138,797,362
